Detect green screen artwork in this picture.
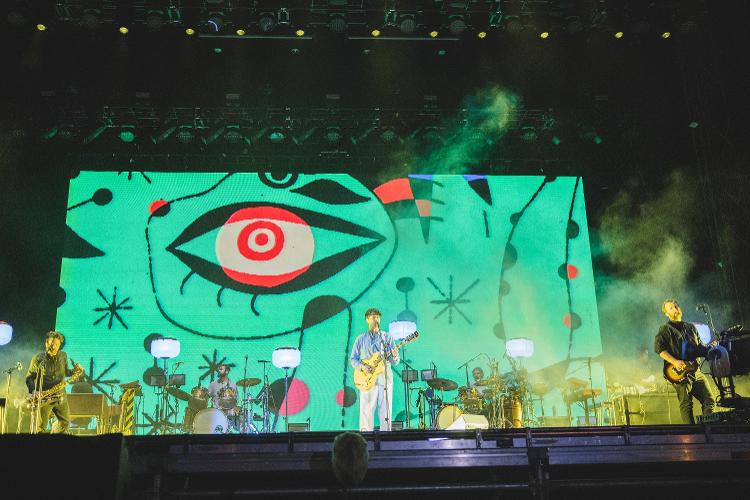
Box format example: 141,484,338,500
57,172,602,432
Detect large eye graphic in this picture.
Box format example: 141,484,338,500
217,207,313,287
167,203,385,294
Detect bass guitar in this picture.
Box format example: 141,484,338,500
353,331,419,391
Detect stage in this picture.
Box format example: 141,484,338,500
4,424,750,499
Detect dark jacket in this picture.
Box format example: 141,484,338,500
654,321,705,380
25,351,73,392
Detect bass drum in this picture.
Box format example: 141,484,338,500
192,407,229,434
436,404,462,429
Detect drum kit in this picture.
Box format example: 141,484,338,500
417,372,526,429
181,377,267,435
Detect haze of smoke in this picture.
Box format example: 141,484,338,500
378,86,519,182
594,170,717,383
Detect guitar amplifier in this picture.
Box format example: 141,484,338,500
68,393,108,433
68,393,107,416
612,393,677,425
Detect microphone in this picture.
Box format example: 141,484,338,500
257,359,270,363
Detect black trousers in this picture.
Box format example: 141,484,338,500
673,376,714,424
34,395,71,433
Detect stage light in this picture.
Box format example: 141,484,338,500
223,127,242,144
273,347,300,432
273,347,301,370
185,27,196,35
329,15,346,33
208,14,224,33
119,125,136,143
399,16,416,35
324,127,343,144
389,321,417,341
614,31,624,39
371,29,380,37
145,10,165,31
593,135,603,144
236,28,246,36
661,31,671,39
175,126,195,144
119,26,129,35
36,23,47,31
504,17,522,34
258,13,276,32
295,29,305,37
82,9,101,30
477,31,487,39
429,30,439,38
0,321,12,346
539,31,550,39
552,135,561,145
150,337,180,359
380,128,399,144
506,338,534,358
448,17,466,35
268,130,286,143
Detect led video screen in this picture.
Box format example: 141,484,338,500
57,172,602,432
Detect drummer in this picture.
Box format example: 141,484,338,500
208,364,238,410
471,366,488,396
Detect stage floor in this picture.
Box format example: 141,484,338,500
3,424,750,498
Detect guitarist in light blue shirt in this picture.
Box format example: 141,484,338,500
350,308,400,431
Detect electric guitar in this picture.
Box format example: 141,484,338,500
663,360,699,384
353,331,419,391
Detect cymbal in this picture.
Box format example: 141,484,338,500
165,386,191,401
531,382,551,395
427,378,458,391
236,378,261,387
119,381,141,389
562,377,588,389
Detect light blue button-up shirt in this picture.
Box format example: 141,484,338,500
350,330,400,386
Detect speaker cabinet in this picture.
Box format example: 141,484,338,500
612,393,677,425
68,393,108,433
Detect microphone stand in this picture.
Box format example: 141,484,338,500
401,350,413,429
241,355,249,432
698,304,718,341
380,328,391,431
1,364,19,434
257,360,271,433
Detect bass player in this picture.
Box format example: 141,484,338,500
350,308,400,431
654,299,715,424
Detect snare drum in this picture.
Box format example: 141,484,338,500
192,407,229,434
436,404,462,429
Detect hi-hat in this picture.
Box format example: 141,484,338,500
165,387,191,401
236,378,261,387
427,378,458,391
